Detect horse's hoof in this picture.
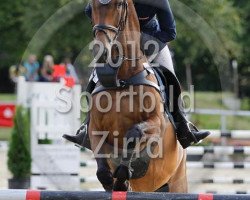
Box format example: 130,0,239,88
97,168,113,186
113,164,132,182
113,180,129,191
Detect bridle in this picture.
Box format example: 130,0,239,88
93,0,128,43
92,0,143,63
91,0,156,91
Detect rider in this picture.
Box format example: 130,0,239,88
64,0,210,149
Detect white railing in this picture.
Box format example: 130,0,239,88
192,108,250,131
17,76,81,190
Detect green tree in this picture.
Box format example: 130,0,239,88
0,0,246,93
0,0,29,69
231,0,250,97
20,0,92,84
21,0,92,62
8,106,31,178
170,0,242,91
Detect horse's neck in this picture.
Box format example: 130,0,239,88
117,4,146,80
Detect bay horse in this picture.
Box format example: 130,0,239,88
88,0,187,192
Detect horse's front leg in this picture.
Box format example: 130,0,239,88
96,157,113,191
113,120,161,191
89,126,114,191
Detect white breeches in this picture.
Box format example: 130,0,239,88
153,45,175,75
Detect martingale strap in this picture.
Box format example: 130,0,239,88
92,69,160,95
95,63,119,88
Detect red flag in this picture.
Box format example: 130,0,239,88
0,104,15,127
64,76,75,88
52,64,66,78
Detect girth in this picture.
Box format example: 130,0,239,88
92,66,160,95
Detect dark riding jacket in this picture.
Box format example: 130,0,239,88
85,0,176,43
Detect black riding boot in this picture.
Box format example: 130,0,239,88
62,80,95,150
172,110,210,149
159,66,210,149
63,113,91,149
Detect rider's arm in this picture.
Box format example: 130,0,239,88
155,0,176,43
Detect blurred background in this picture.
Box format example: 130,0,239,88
0,0,249,194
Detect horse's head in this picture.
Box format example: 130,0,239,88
91,0,131,64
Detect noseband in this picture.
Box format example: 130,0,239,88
93,0,128,43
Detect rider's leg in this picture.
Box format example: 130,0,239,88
149,43,175,75
153,45,210,149
63,78,96,149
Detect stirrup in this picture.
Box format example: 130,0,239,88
63,124,88,148
176,121,210,149
186,122,199,143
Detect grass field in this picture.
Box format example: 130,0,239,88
0,94,16,102
241,97,250,110
0,92,249,141
0,128,12,141
191,92,250,130
193,92,226,109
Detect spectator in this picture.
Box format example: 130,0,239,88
40,55,54,82
62,58,79,84
9,64,26,83
23,54,40,81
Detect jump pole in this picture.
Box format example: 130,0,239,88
0,190,250,200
